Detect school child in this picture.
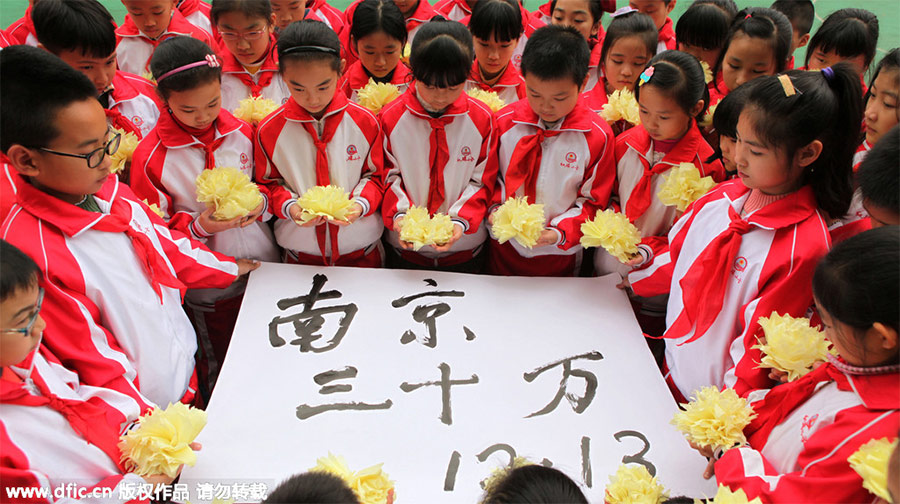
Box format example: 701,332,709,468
381,19,497,272
709,7,792,106
32,0,162,140
532,0,615,26
675,1,734,72
0,45,257,408
212,0,291,112
452,3,544,73
627,64,862,401
0,240,201,498
264,472,360,504
858,125,900,228
339,0,411,102
116,0,214,77
489,25,615,277
549,0,606,91
709,82,752,178
176,0,214,37
5,0,37,47
465,0,526,105
770,0,813,70
805,8,879,82
342,0,436,68
256,20,385,268
129,36,278,397
584,9,657,115
629,0,676,53
706,226,900,503
271,0,306,33
480,465,588,504
855,48,899,171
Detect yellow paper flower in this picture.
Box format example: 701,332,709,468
605,464,669,504
849,438,897,501
701,61,713,84
671,386,757,453
141,71,157,84
118,402,207,478
467,88,506,112
657,162,716,212
296,185,355,223
700,102,718,129
350,463,396,504
752,312,832,382
232,96,278,124
310,452,355,480
399,206,454,251
580,209,642,262
110,128,140,174
601,88,641,126
195,166,263,220
400,43,411,66
357,79,401,114
479,457,533,501
492,196,545,249
142,199,165,219
711,485,763,504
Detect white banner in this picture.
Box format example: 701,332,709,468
182,262,716,502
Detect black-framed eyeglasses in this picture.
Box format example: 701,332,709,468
35,132,121,169
1,287,44,336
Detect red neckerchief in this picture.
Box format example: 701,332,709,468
665,181,819,344
503,99,593,201
156,108,243,170
658,17,675,48
469,60,523,90
589,39,603,69
344,60,411,91
9,6,35,44
582,81,609,112
221,36,279,97
401,85,469,214
283,94,352,265
623,121,704,222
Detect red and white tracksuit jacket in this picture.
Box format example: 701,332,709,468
852,139,871,173
627,180,832,400
129,109,279,300
465,60,526,106
115,10,214,76
433,0,472,21
219,37,291,113
585,41,603,92
458,6,545,73
176,0,213,38
339,0,435,68
339,60,412,103
304,0,346,34
715,361,900,503
1,347,152,503
583,82,609,113
2,156,20,222
255,92,385,262
5,6,37,47
493,98,616,259
657,17,676,53
1,177,240,407
381,86,498,260
105,71,162,139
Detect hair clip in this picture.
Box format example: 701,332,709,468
821,66,835,82
156,54,221,82
638,66,655,86
204,54,220,68
744,12,752,19
778,74,796,96
611,6,638,17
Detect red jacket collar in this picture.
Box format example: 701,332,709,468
508,97,594,132
116,9,197,39
176,0,207,16
469,60,523,89
15,176,124,237
407,0,437,25
624,121,705,166
109,70,142,103
589,42,602,68
221,36,279,75
658,17,675,43
716,178,820,230
345,60,411,90
156,108,245,149
283,91,350,122
843,367,900,410
401,84,470,119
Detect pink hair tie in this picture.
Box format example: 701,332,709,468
156,54,220,82
744,12,752,19
611,6,638,17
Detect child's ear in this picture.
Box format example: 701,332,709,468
798,33,810,49
795,139,823,168
872,322,899,352
665,0,676,15
689,99,705,119
6,145,41,178
269,13,277,30
340,58,347,74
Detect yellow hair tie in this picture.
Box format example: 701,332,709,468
778,74,796,97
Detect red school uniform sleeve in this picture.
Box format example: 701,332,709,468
346,103,387,217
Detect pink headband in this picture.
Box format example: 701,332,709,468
156,54,220,82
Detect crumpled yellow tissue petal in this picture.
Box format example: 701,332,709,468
118,402,207,478
699,102,718,129
849,438,897,501
580,209,642,262
657,162,716,212
710,485,763,504
601,88,641,126
479,457,533,500
311,452,355,480
357,79,402,114
195,166,263,220
492,197,545,248
605,464,669,504
142,199,165,219
297,185,355,223
311,453,396,504
232,96,279,124
671,386,757,452
399,206,454,251
110,128,140,174
701,61,713,84
753,312,832,382
467,88,506,112
141,71,157,84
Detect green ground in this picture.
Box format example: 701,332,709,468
1,0,897,68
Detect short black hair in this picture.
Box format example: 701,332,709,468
32,0,117,59
602,11,657,66
151,36,221,100
550,0,603,29
712,79,754,139
482,465,588,504
0,241,41,301
676,2,732,51
0,45,97,152
858,125,900,215
635,50,710,118
695,0,738,19
805,8,879,70
520,24,590,86
469,0,522,43
210,0,273,26
277,19,343,73
351,0,407,47
409,18,474,88
712,7,793,91
864,48,900,118
770,0,815,35
262,472,360,504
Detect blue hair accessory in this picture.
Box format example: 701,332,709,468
821,66,835,82
638,66,655,86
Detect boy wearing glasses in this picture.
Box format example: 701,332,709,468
0,46,258,407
